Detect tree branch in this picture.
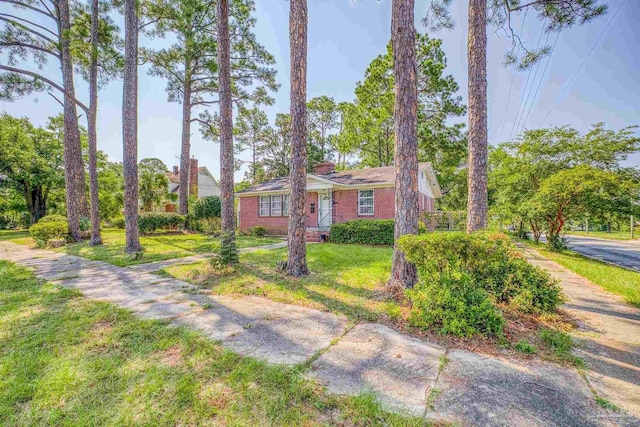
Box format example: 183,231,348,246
0,64,88,112
0,0,55,19
0,13,58,39
0,41,60,59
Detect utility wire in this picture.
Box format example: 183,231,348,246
541,0,626,124
518,31,560,135
509,17,547,141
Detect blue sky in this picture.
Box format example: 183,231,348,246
2,0,639,179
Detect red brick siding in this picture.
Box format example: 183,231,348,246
239,187,436,233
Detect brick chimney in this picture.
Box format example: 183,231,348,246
189,157,198,197
173,165,179,175
313,161,335,175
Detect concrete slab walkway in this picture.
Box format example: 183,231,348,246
0,241,627,426
523,247,640,425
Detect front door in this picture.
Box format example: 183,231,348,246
318,192,332,230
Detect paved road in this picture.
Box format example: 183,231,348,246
563,234,640,272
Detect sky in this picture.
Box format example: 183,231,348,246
2,0,639,180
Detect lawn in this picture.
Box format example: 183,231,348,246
566,230,638,241
522,241,640,308
0,229,282,267
159,243,400,322
0,260,423,426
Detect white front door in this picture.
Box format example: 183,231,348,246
318,192,332,230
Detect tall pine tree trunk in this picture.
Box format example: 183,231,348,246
122,0,142,253
466,0,488,233
88,0,102,246
179,64,191,215
287,0,309,277
57,0,88,241
217,0,238,264
387,0,418,290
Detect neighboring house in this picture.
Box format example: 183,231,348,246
236,161,441,241
163,158,221,212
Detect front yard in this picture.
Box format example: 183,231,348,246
0,260,421,426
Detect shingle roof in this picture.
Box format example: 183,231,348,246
238,163,432,193
167,166,211,185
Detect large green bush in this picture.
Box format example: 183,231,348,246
110,216,126,229
29,221,68,247
330,219,394,245
249,226,266,237
194,196,222,220
398,232,564,337
38,214,67,224
138,212,186,234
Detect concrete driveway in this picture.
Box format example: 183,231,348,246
562,234,640,272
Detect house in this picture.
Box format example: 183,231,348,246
164,158,221,212
236,161,441,241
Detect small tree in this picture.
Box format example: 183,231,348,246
138,158,170,212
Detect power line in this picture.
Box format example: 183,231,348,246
499,9,528,142
508,17,547,141
541,0,627,124
518,31,560,134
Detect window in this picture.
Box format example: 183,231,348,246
283,195,290,216
259,196,270,217
358,189,374,216
271,195,282,216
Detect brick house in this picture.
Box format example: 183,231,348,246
163,158,221,212
236,161,441,241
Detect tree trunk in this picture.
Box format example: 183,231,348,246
23,183,47,224
287,0,309,277
387,0,418,290
179,65,192,215
57,0,88,241
217,0,238,264
466,0,488,233
88,0,102,246
122,0,142,253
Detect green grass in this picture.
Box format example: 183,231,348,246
0,229,282,267
566,230,638,241
160,243,401,322
524,241,640,308
0,260,424,426
539,328,584,367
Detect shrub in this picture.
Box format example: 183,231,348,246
406,274,505,337
249,226,267,237
194,196,222,220
398,232,563,314
330,219,394,245
29,221,68,247
110,216,126,229
38,214,67,224
515,340,537,354
138,212,186,234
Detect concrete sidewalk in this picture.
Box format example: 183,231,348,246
0,241,628,426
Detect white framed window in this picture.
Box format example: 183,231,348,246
282,195,290,216
259,196,270,217
358,189,374,216
271,195,282,216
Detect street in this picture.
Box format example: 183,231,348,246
563,234,640,272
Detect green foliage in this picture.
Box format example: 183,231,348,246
138,212,186,234
219,231,239,265
194,196,222,220
29,221,68,247
249,226,267,237
38,214,67,224
330,220,395,246
138,158,170,212
515,340,537,354
407,273,505,337
539,328,584,367
399,232,563,315
110,216,126,229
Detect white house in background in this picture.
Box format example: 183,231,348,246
163,158,221,212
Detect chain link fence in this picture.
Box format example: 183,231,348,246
423,211,467,232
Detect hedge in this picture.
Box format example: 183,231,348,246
329,219,394,245
138,212,186,234
38,214,67,224
29,221,68,247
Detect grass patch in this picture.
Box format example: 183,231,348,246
0,229,32,245
566,230,638,241
595,396,620,411
161,243,400,322
539,328,584,367
522,241,640,308
0,260,424,426
514,339,537,354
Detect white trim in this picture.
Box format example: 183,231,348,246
259,196,270,217
358,189,375,216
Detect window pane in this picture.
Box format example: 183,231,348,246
283,195,290,216
358,190,374,215
260,196,270,217
271,195,282,216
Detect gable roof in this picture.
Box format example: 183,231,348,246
167,166,219,186
237,162,441,197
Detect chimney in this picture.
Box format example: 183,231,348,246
313,161,336,175
189,157,198,197
173,165,179,175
